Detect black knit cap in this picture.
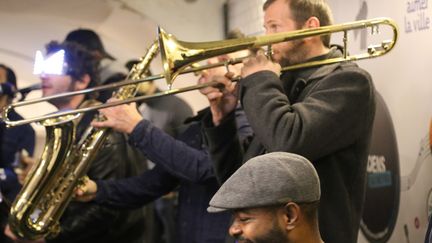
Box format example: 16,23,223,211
65,29,116,61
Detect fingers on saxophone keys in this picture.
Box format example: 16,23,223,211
74,176,89,197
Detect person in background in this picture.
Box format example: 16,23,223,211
125,59,193,142
73,31,253,242
133,60,194,243
4,41,147,243
0,64,36,243
0,64,35,198
65,28,123,83
123,57,194,243
73,97,251,243
207,152,323,243
199,0,376,242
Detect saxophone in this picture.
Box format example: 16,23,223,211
8,42,159,240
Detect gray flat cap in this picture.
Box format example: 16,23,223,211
208,152,320,212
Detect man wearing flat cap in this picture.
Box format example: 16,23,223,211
208,152,323,243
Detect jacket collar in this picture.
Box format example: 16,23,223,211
294,45,343,83
281,45,344,102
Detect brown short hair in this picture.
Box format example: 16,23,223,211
263,0,333,47
226,29,246,39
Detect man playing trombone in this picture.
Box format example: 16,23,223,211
199,0,376,242
72,45,253,242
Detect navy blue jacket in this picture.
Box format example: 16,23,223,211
95,108,251,243
0,109,35,200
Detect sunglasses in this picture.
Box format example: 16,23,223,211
33,49,68,75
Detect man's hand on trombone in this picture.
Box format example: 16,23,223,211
241,49,281,78
91,99,142,134
199,55,241,126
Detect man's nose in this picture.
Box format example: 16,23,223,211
264,28,274,35
229,221,242,237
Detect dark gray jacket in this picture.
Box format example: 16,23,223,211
203,47,376,243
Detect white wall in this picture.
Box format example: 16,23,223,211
228,0,266,36
326,1,431,242
121,0,227,113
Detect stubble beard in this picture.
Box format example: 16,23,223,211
234,220,288,243
279,39,308,68
253,225,289,243
47,80,76,109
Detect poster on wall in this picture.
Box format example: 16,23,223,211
327,0,432,242
360,92,400,243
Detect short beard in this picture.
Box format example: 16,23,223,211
234,219,288,243
48,80,76,108
49,96,73,108
279,39,308,67
254,225,288,243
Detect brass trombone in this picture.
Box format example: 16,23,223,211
2,17,398,127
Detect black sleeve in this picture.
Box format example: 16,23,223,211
128,119,215,183
47,132,143,242
202,111,245,184
95,165,179,209
169,97,193,137
47,201,125,242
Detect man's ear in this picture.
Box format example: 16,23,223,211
304,16,321,29
301,17,321,43
283,202,301,231
75,74,91,90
